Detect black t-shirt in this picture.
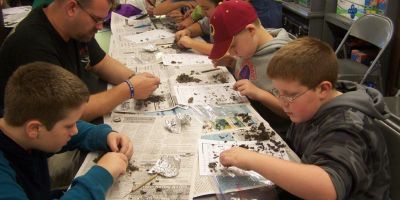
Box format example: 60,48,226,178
0,8,106,115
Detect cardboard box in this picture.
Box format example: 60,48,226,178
336,0,379,20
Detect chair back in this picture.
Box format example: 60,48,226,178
376,119,400,200
335,14,394,85
335,14,393,53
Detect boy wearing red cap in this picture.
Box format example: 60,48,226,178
209,0,292,133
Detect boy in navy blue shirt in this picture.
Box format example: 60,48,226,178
0,62,133,199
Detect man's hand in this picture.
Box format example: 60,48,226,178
129,72,160,99
97,152,128,179
233,79,263,100
107,132,133,159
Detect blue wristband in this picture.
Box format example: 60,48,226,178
124,80,135,99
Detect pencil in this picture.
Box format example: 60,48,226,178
201,68,220,73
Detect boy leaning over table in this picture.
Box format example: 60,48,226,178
0,61,133,199
220,37,391,200
209,0,292,135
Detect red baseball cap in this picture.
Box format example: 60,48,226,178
208,0,257,60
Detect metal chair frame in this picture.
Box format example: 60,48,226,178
335,14,394,85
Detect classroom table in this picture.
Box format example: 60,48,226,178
78,17,300,200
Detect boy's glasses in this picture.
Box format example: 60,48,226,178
75,0,106,25
271,88,310,103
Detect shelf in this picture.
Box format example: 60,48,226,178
325,13,353,30
282,2,324,19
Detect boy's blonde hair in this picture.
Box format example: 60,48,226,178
4,62,90,130
267,37,338,89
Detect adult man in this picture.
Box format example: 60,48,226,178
0,0,160,121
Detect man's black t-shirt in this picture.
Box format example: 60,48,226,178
0,8,106,115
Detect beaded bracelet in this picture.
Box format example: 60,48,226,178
124,80,135,99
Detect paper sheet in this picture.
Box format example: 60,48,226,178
162,53,212,66
124,29,175,44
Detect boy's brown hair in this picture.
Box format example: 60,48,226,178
267,37,338,89
4,62,90,130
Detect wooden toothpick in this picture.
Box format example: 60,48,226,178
123,174,158,197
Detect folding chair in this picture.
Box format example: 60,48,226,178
335,14,394,91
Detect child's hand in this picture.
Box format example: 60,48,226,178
175,29,191,41
219,147,255,170
145,0,156,16
184,1,197,10
233,80,262,100
146,6,155,16
176,36,193,48
97,152,128,179
167,10,184,23
107,132,134,159
177,17,194,30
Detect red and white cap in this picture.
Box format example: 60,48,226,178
209,0,257,60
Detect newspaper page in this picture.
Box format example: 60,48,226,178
124,29,175,44
113,64,178,113
162,53,212,66
198,139,289,192
114,64,246,113
193,104,299,195
76,112,202,200
173,83,248,106
110,12,155,36
168,65,236,86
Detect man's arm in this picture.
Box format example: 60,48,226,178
90,54,133,85
81,72,159,121
83,55,160,121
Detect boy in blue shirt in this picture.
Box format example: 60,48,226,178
0,62,133,199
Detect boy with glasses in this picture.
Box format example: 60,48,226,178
220,37,390,199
